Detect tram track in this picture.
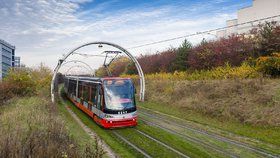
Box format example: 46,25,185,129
111,131,152,158
139,110,279,158
112,128,192,158
60,91,193,158
134,129,190,158
59,86,278,158
140,117,238,158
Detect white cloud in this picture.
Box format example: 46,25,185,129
0,0,238,70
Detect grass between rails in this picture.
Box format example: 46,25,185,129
138,111,270,157
60,89,222,158
136,121,221,158
59,92,140,158
138,101,280,149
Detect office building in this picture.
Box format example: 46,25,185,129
0,39,16,80
217,0,280,38
14,56,21,67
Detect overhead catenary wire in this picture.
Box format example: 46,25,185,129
127,14,280,50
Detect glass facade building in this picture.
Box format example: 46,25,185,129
0,39,16,80
14,56,21,67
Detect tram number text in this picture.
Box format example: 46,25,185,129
118,111,128,114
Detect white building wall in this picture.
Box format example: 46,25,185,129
226,19,238,35
217,0,280,38
237,0,280,34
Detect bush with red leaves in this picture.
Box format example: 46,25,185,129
187,35,256,70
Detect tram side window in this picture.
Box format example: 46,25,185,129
83,84,89,101
72,82,77,96
91,84,97,106
97,86,103,110
78,83,83,98
69,80,76,95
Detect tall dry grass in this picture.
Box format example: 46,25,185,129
144,78,280,127
0,97,105,158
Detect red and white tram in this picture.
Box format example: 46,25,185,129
64,76,137,128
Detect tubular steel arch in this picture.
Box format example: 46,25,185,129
62,60,95,76
51,41,145,103
64,65,93,76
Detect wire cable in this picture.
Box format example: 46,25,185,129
127,14,280,50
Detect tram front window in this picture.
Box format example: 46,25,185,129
104,79,135,111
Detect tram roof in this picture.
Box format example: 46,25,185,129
65,76,131,83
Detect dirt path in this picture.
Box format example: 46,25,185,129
65,106,117,158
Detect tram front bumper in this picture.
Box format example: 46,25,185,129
101,117,137,128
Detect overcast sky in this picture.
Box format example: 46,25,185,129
0,0,252,69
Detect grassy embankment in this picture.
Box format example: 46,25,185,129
135,78,280,147
59,88,219,158
0,96,106,157
0,66,105,157
0,97,80,157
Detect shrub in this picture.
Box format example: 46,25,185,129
0,82,15,105
0,64,53,104
252,22,280,56
187,35,255,70
256,52,280,77
138,49,177,74
95,56,130,77
122,63,260,82
3,68,36,96
30,64,52,96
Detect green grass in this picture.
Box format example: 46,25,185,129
138,101,280,149
136,121,220,158
57,99,96,150
115,128,178,157
59,93,141,158
59,88,229,158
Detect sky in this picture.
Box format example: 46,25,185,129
0,0,252,71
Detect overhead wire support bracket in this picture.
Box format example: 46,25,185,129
102,51,122,76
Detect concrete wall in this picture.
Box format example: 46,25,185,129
226,19,238,35
217,0,280,38
237,0,280,34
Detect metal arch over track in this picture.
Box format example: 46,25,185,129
64,65,93,76
62,60,95,76
51,41,145,103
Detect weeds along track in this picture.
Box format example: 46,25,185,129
112,128,191,158
134,129,190,158
139,110,279,158
111,131,152,158
140,116,237,158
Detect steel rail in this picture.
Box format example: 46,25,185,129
140,117,238,158
134,129,190,158
111,131,152,158
139,111,279,158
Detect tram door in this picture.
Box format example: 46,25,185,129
91,84,102,117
